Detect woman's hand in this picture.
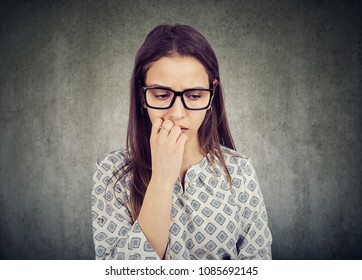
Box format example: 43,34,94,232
138,117,188,259
149,117,188,188
138,117,188,258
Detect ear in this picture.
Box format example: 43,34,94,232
212,79,219,88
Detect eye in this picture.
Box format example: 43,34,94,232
149,89,173,100
185,90,205,100
188,95,201,100
155,93,170,100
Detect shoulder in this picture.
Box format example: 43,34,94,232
95,147,129,174
92,147,132,201
93,147,131,191
220,146,258,182
220,146,249,167
221,145,247,159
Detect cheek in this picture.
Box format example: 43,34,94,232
193,111,207,129
147,108,167,124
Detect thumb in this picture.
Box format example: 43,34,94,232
177,133,188,148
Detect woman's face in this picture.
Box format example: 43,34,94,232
144,55,210,146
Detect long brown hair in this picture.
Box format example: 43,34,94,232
120,24,235,220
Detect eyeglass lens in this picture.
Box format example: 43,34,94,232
145,88,211,109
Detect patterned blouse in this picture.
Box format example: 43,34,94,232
91,146,272,260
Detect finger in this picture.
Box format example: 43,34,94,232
159,119,174,136
176,132,189,147
168,125,182,142
161,119,174,132
151,117,163,136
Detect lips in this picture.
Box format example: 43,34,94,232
178,126,188,132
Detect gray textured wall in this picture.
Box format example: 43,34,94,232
1,0,361,259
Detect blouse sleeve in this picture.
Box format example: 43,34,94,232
91,153,161,260
236,158,272,260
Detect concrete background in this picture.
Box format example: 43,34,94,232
0,0,361,259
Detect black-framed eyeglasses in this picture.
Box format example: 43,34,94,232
142,86,214,110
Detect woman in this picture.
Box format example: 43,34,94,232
92,24,272,260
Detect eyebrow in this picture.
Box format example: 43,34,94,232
146,83,210,90
146,83,171,89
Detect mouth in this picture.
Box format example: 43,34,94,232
179,126,188,133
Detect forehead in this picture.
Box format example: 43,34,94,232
145,56,209,89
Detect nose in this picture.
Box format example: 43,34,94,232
167,96,186,119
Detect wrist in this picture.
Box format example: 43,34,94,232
148,176,176,193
